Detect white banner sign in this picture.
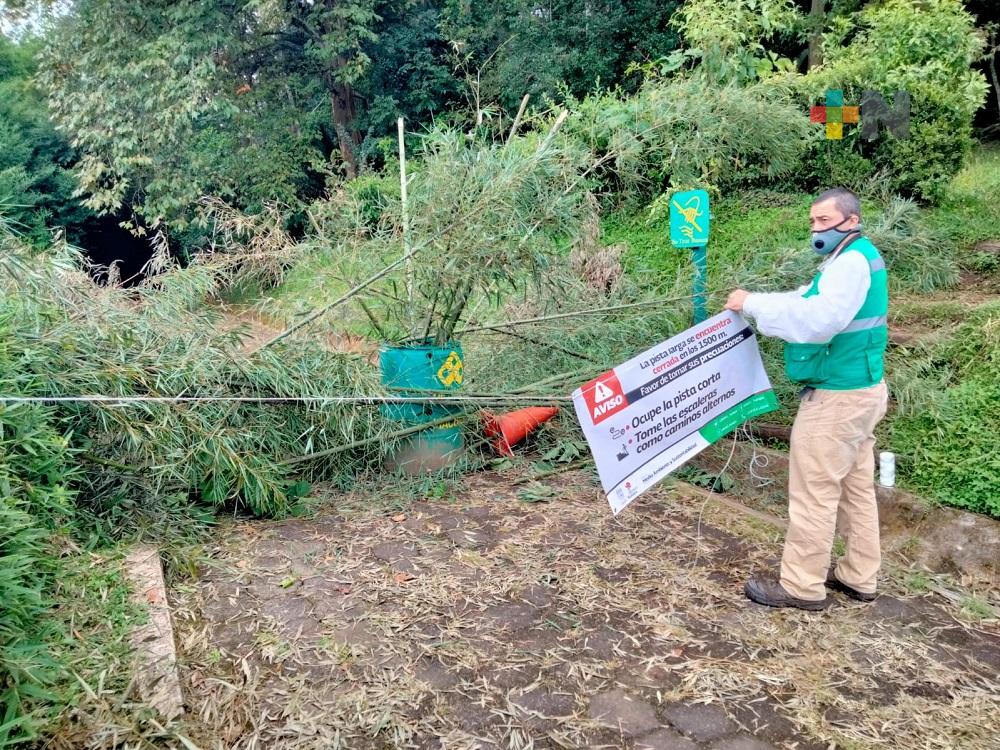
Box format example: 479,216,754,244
572,310,778,515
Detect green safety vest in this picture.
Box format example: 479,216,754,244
783,236,888,390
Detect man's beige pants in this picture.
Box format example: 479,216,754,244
780,381,889,601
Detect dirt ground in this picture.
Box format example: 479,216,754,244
171,469,1000,750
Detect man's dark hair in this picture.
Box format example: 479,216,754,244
813,187,861,220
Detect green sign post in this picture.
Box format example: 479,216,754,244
669,189,711,324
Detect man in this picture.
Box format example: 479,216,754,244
725,187,889,611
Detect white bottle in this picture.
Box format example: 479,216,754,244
878,451,896,487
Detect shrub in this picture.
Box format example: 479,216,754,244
798,0,988,203
0,323,77,743
562,76,810,202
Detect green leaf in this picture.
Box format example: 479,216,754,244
517,483,556,503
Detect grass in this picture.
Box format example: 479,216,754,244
890,299,969,328
602,144,1000,299
922,144,1000,256
601,191,815,299
959,596,998,621
903,571,931,594
6,549,143,747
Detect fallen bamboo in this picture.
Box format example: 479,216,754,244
448,290,722,337
398,116,414,333
280,413,464,465
260,109,689,351
507,94,530,143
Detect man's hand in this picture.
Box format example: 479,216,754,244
725,289,750,312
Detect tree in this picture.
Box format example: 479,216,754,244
37,0,693,237
283,0,380,177
670,0,804,83
439,0,682,110
0,34,89,245
354,1,462,148
807,0,826,70
38,0,381,229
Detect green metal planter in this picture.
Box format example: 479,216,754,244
379,341,465,472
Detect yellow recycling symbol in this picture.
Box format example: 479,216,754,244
437,351,464,387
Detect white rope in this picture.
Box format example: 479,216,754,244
748,439,774,489
0,395,572,405
739,423,775,489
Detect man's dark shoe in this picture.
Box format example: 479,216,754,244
744,576,831,611
825,569,877,602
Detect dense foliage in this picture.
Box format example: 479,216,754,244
561,77,810,203
0,36,88,245
439,0,682,109
18,0,991,245
38,1,345,230
0,214,380,741
0,395,73,743
310,125,596,344
799,0,989,202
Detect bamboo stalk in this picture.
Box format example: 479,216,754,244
481,326,597,362
386,385,566,401
382,365,600,399
322,270,407,304
82,451,139,473
398,117,413,335
280,413,465,465
509,366,601,393
357,298,388,340
538,109,569,153
420,286,440,343
437,278,473,345
257,248,419,351
507,94,530,143
448,290,716,337
305,206,322,236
